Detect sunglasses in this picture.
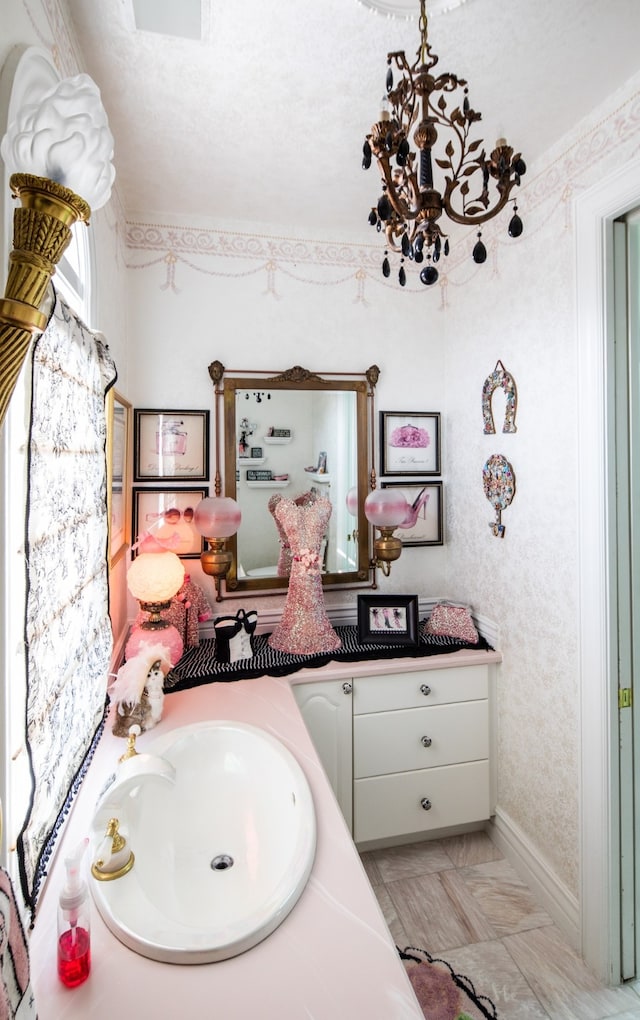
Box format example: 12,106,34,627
145,507,194,524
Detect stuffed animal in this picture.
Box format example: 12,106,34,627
111,643,173,736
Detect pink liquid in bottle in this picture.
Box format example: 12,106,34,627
58,926,91,987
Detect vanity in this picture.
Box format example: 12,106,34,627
28,646,499,1019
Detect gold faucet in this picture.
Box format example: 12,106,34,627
91,818,135,881
118,724,141,763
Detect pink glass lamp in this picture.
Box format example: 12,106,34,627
364,488,409,577
194,496,242,601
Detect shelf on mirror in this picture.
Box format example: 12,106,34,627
263,436,292,445
246,480,291,489
238,457,266,466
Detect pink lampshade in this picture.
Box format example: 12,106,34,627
194,496,241,539
346,486,359,517
364,488,409,528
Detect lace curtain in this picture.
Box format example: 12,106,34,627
17,292,116,914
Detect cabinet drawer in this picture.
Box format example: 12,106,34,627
354,760,490,844
354,700,488,778
353,665,488,715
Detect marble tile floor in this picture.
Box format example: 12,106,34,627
359,832,640,1019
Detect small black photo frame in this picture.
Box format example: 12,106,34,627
357,594,419,647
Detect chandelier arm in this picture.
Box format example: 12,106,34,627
442,183,514,227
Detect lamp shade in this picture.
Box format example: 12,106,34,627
0,73,115,210
346,486,359,517
364,488,409,528
194,496,241,539
127,551,185,603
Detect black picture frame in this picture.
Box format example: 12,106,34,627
379,411,441,476
357,594,419,647
133,408,210,482
132,486,209,558
381,480,444,546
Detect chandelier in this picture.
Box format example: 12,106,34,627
362,0,526,286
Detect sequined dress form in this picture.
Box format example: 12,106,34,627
268,495,341,654
268,491,316,577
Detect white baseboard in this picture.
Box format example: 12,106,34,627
487,809,580,951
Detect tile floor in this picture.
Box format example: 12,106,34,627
359,832,640,1019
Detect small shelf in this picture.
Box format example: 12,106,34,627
238,457,266,466
305,472,331,484
246,480,291,489
263,436,292,445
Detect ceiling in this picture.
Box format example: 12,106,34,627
60,0,640,241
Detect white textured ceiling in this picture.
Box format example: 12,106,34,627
60,0,640,239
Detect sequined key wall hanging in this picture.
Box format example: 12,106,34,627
483,454,516,538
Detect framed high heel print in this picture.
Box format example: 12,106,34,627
381,481,443,546
380,411,441,476
132,486,209,558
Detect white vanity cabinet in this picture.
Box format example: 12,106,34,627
293,654,498,848
353,664,492,844
293,678,353,829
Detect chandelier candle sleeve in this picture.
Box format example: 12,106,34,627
362,0,526,287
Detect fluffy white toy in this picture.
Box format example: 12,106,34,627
111,643,173,736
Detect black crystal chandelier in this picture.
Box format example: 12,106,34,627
362,0,526,287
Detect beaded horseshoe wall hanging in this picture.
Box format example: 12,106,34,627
482,360,518,434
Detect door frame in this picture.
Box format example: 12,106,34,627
576,154,640,984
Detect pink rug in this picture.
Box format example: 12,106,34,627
400,946,498,1020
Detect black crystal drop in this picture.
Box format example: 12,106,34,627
377,194,392,221
368,209,377,226
362,141,372,170
398,138,410,160
414,250,424,264
508,213,523,238
386,66,393,93
514,158,527,177
420,265,439,286
414,233,424,254
399,265,406,287
382,256,391,278
401,232,411,257
444,239,450,256
433,248,440,263
472,237,487,264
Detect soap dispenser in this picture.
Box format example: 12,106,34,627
57,838,91,988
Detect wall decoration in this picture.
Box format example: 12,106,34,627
482,454,516,537
107,390,132,566
482,360,518,434
381,481,443,546
133,409,209,481
380,411,441,476
132,487,209,558
357,594,419,647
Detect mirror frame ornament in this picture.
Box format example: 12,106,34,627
208,361,379,596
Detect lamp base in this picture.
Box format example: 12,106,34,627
200,539,233,602
138,600,171,628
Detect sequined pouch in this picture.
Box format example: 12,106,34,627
424,603,479,644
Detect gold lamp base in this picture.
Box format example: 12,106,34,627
0,174,91,428
372,527,403,578
200,538,233,602
138,599,172,629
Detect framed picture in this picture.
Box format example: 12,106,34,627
380,411,441,476
133,409,210,482
357,594,419,647
107,389,132,567
382,480,444,546
132,487,209,558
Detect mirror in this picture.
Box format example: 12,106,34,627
209,363,378,594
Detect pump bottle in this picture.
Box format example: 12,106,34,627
57,838,91,988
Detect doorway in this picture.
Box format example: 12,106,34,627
577,156,640,985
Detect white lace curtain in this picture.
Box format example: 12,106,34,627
17,292,116,915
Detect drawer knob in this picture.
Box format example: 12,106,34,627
420,797,432,811
421,735,432,747
420,684,431,696
342,681,352,695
